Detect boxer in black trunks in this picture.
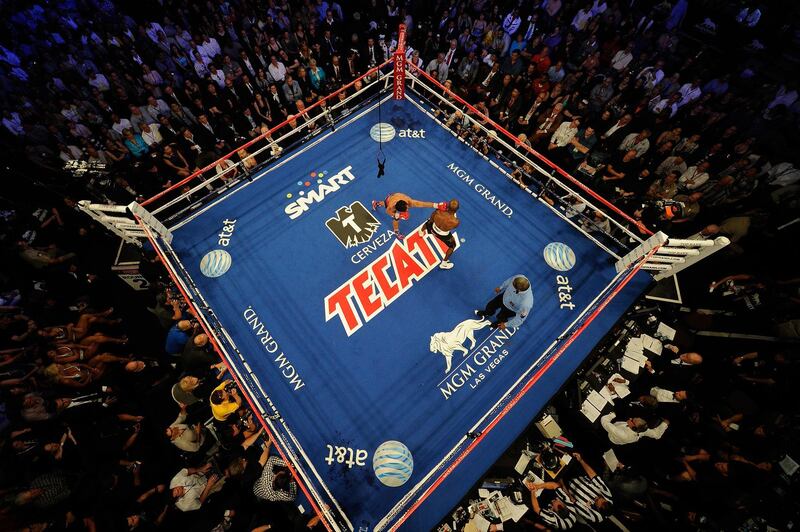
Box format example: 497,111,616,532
423,199,460,269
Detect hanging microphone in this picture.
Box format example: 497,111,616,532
376,156,385,178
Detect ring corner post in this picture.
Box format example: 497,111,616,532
393,23,407,100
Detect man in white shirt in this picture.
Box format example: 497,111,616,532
192,51,210,78
610,44,634,72
766,84,798,111
169,465,223,512
619,130,651,158
425,53,449,83
637,61,665,90
549,118,580,149
655,155,688,177
600,412,669,445
679,162,710,191
145,21,165,43
111,114,133,135
571,6,594,31
650,386,688,403
209,65,226,88
268,56,287,83
480,49,495,67
502,9,522,35
736,7,761,27
200,35,221,59
57,143,83,162
145,96,171,120
678,80,702,107
240,50,257,77
649,93,680,118
140,123,163,146
60,102,81,123
87,71,110,92
763,161,800,188
591,0,608,16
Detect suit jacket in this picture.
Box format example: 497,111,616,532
282,80,303,103
266,90,287,114
221,85,243,110
234,112,260,136
220,118,248,143
193,121,221,150
253,52,269,70
203,91,229,114
237,80,260,105
164,88,191,109
363,44,384,68
178,133,204,163
239,54,259,77
327,62,345,86
344,57,360,81
159,121,181,145
476,64,501,91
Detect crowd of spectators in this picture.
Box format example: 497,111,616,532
448,301,799,531
580,329,800,530
1,215,323,530
0,0,798,530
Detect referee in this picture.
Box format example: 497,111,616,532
475,275,533,330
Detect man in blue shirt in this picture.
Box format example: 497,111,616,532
165,319,193,356
475,275,533,329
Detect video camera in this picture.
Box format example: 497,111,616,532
638,198,685,224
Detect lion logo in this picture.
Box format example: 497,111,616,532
430,319,491,373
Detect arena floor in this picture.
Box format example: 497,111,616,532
164,96,651,530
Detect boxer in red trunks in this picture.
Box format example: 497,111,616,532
372,192,448,240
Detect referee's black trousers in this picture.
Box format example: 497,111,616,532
479,293,516,324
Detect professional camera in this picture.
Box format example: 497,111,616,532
637,198,685,224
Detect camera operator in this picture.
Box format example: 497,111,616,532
210,379,243,422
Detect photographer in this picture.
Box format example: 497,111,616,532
210,379,243,422
253,437,297,503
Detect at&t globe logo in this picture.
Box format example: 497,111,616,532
543,242,576,272
373,440,413,487
199,249,232,278
370,122,396,142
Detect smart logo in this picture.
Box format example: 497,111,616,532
284,165,357,220
326,201,381,249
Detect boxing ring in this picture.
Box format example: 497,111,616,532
125,50,657,531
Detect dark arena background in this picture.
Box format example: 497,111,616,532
1,1,799,531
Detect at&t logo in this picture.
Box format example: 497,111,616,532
543,242,577,311
370,122,426,142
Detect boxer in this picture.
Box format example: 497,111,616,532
423,199,460,269
372,192,447,240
